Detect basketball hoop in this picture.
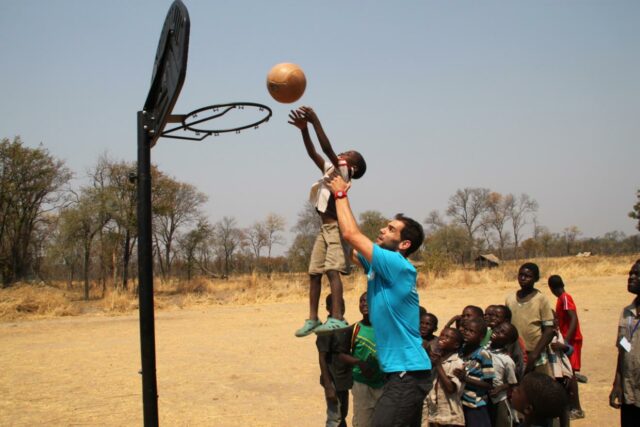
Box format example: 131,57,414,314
161,102,272,141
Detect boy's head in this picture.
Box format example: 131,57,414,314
462,305,484,322
325,294,345,315
358,292,368,317
518,262,540,291
419,305,427,317
484,305,497,327
511,372,568,421
548,274,565,297
490,322,519,349
420,312,438,338
628,260,640,295
461,317,487,346
493,305,512,325
437,327,463,353
339,150,366,179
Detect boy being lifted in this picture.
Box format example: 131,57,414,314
289,106,366,336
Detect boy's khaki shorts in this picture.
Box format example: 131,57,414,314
308,223,350,275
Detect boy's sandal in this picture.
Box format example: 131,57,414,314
294,319,322,337
314,317,350,336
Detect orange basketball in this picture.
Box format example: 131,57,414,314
266,63,307,104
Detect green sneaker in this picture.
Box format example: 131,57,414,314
295,319,322,337
314,317,349,336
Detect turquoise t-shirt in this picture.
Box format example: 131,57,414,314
357,244,431,373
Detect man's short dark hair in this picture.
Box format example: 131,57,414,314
522,372,568,419
395,213,424,257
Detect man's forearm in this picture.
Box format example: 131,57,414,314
335,197,373,262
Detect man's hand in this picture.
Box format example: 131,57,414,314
328,173,351,194
287,109,307,130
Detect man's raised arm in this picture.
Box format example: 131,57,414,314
328,174,374,262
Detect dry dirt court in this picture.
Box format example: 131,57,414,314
0,274,631,426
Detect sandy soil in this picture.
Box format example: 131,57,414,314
0,274,630,426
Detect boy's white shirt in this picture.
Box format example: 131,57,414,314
309,161,351,213
488,348,518,404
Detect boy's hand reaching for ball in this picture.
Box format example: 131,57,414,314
287,109,307,130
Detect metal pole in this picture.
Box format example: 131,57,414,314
137,110,159,427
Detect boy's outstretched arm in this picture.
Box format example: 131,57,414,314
288,109,325,172
300,106,340,168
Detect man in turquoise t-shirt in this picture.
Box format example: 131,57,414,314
328,174,432,427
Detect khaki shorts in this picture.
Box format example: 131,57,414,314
308,223,350,275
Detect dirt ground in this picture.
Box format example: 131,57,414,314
0,273,631,426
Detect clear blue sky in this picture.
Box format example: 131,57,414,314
1,0,639,249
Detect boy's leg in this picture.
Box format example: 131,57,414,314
296,230,327,337
326,395,343,427
309,274,322,321
337,390,349,427
295,273,323,337
327,270,344,320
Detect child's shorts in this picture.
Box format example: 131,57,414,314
308,223,350,275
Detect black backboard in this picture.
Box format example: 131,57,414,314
144,0,190,146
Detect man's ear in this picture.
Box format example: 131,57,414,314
399,240,411,253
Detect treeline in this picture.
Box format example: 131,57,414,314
1,137,639,294
423,188,640,266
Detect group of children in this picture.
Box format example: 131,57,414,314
315,264,584,427
419,299,575,427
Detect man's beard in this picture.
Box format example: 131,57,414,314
378,239,400,252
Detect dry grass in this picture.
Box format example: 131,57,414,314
0,283,81,320
422,254,639,290
0,254,636,321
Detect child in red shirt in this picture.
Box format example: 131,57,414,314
548,275,584,420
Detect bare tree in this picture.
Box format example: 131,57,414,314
483,192,512,260
264,213,286,276
446,188,490,262
424,210,445,233
153,173,207,279
177,218,212,280
246,221,268,270
507,193,538,259
214,216,243,277
563,226,581,255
